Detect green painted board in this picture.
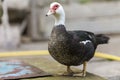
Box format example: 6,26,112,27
13,55,107,80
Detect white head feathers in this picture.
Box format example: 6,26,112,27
46,2,65,26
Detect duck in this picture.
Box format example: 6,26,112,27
46,2,109,76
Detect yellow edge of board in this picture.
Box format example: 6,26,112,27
0,50,120,61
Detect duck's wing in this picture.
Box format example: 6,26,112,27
68,30,97,46
67,30,96,61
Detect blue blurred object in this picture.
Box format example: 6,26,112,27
0,61,32,77
0,60,51,79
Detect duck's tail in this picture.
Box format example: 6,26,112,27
96,34,110,45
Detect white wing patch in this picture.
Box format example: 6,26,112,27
80,40,91,45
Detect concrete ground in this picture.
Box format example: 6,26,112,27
0,35,120,80
0,55,106,80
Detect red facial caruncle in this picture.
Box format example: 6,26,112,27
52,4,59,10
50,4,59,13
46,3,60,16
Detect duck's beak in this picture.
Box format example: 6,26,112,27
46,9,54,16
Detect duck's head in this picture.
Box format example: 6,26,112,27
46,2,65,26
46,2,65,16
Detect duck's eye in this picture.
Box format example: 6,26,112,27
53,4,59,10
55,5,58,7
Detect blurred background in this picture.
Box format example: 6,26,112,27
0,0,120,80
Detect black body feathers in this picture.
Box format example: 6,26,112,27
48,25,109,66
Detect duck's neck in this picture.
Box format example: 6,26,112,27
54,12,65,26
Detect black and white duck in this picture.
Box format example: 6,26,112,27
46,2,109,76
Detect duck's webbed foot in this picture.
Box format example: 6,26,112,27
61,62,87,77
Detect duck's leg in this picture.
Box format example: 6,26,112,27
67,66,73,74
82,61,87,77
62,66,73,76
63,62,87,76
73,61,87,77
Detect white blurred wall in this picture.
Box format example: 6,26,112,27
4,0,29,9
